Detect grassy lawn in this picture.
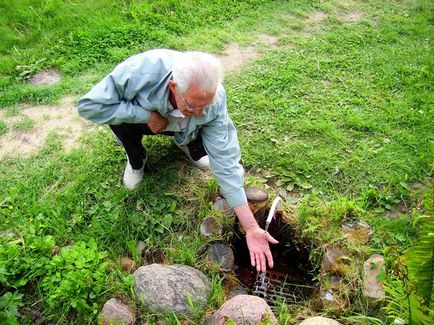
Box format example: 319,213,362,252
1,0,433,324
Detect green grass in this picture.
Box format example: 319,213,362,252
11,117,35,131
1,0,433,323
0,0,301,106
229,1,433,195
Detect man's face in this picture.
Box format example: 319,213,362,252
170,82,215,117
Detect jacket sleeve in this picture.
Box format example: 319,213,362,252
77,63,152,125
201,89,247,208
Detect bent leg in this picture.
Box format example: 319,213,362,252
109,124,147,170
187,134,207,161
109,123,174,169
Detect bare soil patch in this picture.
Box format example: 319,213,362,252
29,68,61,86
217,33,280,72
257,33,279,47
217,42,260,72
304,11,327,31
0,96,93,159
340,10,363,23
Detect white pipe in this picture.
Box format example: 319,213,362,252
265,196,281,230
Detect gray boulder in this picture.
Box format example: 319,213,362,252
206,294,277,325
133,264,211,314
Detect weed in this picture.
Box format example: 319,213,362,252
0,227,55,289
40,239,109,318
207,274,226,309
0,291,23,325
0,120,7,135
11,117,35,131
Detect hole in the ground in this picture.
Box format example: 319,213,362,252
231,210,317,308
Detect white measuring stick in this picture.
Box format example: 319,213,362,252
264,196,281,232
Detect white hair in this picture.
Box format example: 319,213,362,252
172,51,224,95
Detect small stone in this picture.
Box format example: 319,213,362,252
213,198,234,216
100,298,135,325
363,254,385,305
321,245,350,275
28,69,61,85
136,241,146,258
245,187,270,222
245,187,269,203
205,294,277,325
205,243,234,271
318,285,350,311
120,257,136,273
200,216,222,237
342,221,372,244
51,246,59,255
0,229,15,240
299,316,342,325
320,289,339,305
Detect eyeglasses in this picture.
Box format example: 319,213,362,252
179,92,207,113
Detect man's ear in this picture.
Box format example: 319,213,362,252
168,80,176,92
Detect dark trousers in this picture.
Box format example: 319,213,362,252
109,123,207,170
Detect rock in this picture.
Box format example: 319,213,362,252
245,187,269,203
0,229,15,240
51,245,60,255
120,257,136,273
205,243,234,271
317,285,350,311
342,220,372,244
200,216,222,237
28,69,61,85
363,254,385,305
100,298,135,325
299,316,341,325
319,288,340,305
136,241,146,258
134,264,211,314
205,294,277,325
321,244,350,275
245,187,269,216
213,198,234,216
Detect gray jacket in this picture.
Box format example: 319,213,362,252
77,49,247,208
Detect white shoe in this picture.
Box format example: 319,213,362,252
175,142,210,169
123,157,147,190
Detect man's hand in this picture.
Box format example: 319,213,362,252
147,111,169,133
246,226,279,272
234,204,279,273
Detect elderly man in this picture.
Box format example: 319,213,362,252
77,49,277,272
